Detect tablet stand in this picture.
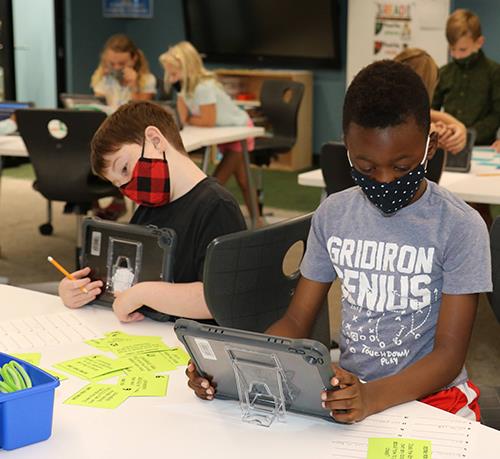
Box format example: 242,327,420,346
226,346,292,427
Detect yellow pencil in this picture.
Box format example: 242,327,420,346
476,173,500,177
47,256,89,294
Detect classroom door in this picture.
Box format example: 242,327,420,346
12,0,57,107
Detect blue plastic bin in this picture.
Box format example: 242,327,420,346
0,352,60,450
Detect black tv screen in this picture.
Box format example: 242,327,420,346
183,0,340,69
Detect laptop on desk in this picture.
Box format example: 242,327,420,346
60,93,106,108
0,101,34,121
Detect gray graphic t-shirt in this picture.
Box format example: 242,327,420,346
301,181,491,386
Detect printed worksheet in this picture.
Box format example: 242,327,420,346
0,311,100,351
330,411,475,458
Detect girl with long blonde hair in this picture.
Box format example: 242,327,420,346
160,41,260,224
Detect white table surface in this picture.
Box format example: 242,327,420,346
298,150,500,205
0,285,498,459
0,125,265,158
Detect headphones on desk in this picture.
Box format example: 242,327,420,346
0,361,32,393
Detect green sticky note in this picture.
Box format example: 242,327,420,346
118,374,169,396
84,338,112,352
64,383,130,409
105,330,163,342
107,340,171,357
367,438,432,459
42,368,69,381
54,355,131,381
163,348,190,367
118,353,177,373
86,331,168,356
90,369,127,382
12,353,42,366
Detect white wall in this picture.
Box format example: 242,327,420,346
346,0,450,86
13,0,57,107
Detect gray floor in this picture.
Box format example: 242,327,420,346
1,176,500,428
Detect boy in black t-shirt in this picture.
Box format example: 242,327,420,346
58,101,246,322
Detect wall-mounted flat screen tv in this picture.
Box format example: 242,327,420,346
183,0,340,69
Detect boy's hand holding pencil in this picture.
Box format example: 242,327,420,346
48,257,103,309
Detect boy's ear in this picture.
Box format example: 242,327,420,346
144,125,168,151
427,131,439,160
476,35,485,49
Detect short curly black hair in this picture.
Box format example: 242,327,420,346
343,60,430,135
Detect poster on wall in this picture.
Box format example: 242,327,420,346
103,0,153,19
373,2,413,60
347,0,450,86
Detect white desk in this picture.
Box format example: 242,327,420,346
0,124,264,228
0,126,264,157
1,285,498,459
298,150,500,205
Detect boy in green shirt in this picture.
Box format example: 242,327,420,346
432,9,500,227
432,9,500,146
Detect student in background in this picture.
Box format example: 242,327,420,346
91,34,157,220
395,48,466,154
187,61,491,423
159,41,260,225
432,9,500,226
432,9,500,145
91,34,156,107
58,101,246,322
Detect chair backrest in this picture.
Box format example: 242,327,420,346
259,79,304,141
489,217,500,322
425,148,445,183
203,213,330,346
16,108,110,203
444,128,476,173
319,141,355,195
320,141,447,193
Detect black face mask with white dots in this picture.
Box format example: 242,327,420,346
348,137,430,216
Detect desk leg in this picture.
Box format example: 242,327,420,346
201,146,211,173
241,139,258,229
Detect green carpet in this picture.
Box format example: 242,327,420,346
224,168,323,212
2,162,323,213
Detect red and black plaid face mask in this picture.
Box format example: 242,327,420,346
120,141,171,207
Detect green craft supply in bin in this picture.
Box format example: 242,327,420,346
0,353,60,450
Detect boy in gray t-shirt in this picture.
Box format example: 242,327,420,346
186,61,491,423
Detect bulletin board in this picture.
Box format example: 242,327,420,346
346,0,451,86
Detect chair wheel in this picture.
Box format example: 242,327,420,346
39,223,53,235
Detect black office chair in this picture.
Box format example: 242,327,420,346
252,80,305,214
488,217,500,322
320,140,446,195
319,142,354,196
16,109,119,264
425,148,445,183
203,213,331,347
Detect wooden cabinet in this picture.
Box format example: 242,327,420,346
215,69,313,171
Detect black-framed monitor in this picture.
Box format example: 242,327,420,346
183,0,341,69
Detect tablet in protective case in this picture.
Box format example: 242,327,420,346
174,318,334,421
80,218,176,321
